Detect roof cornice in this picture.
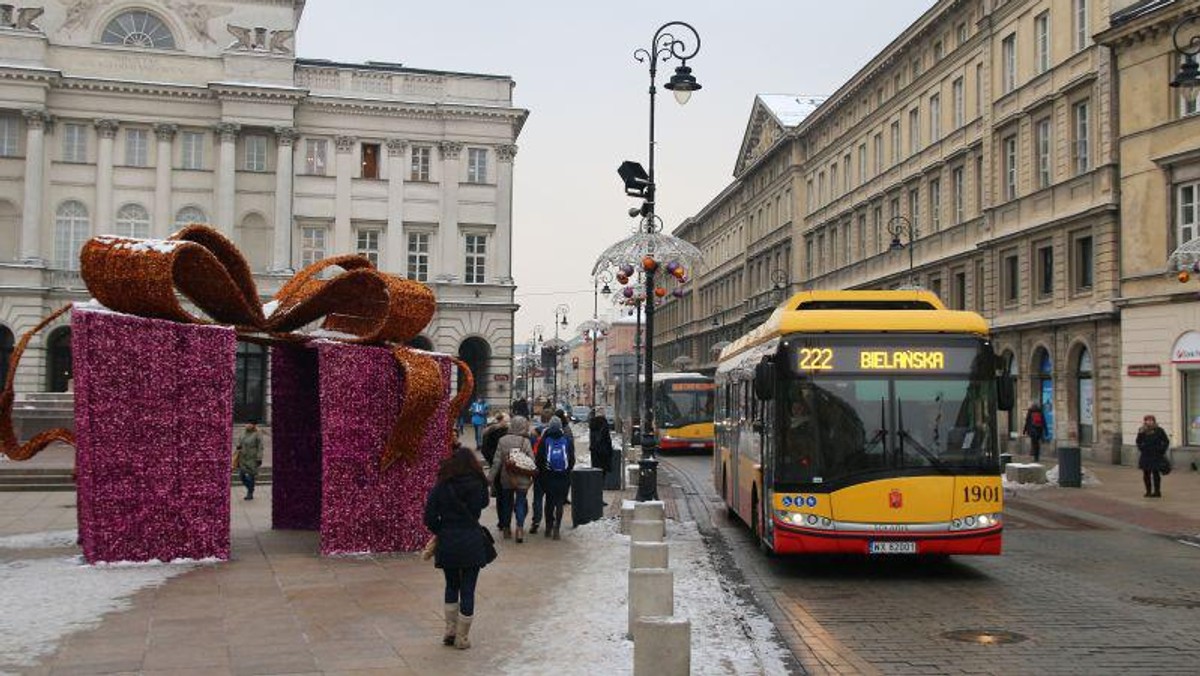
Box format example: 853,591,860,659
303,96,528,125
0,65,61,86
58,76,210,99
209,82,310,103
1096,1,1197,49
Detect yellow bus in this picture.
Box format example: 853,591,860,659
713,290,1013,556
652,372,716,453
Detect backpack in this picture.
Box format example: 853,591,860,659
545,435,570,472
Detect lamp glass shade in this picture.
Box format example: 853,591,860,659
673,88,693,105
889,236,905,251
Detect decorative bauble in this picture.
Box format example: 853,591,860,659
665,261,680,274
642,256,658,272
620,263,635,277
672,266,686,279
616,273,629,285
1180,271,1191,283
672,289,685,298
622,286,635,298
654,287,667,298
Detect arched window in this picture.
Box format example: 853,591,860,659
1034,347,1054,442
234,342,267,423
174,206,208,229
54,201,90,270
46,327,72,392
101,10,176,49
1076,347,1093,444
114,203,150,238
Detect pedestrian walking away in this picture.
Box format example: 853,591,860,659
234,422,263,500
488,416,537,542
480,414,510,531
535,417,576,539
469,396,490,449
588,408,614,479
1136,414,1170,498
423,446,491,649
529,407,554,533
1023,403,1046,463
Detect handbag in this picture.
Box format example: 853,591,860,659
480,526,498,564
504,447,538,477
1157,455,1172,475
421,535,437,561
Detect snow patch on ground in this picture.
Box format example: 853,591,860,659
1002,464,1102,493
497,518,790,675
0,541,201,670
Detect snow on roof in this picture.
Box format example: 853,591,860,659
758,94,828,128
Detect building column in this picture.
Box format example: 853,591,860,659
438,141,463,281
19,109,47,263
273,127,298,271
385,138,408,272
495,144,517,285
334,135,356,255
215,122,240,233
153,124,177,238
94,119,119,234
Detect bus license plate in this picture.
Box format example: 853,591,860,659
869,541,917,554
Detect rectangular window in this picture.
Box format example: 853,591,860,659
1002,33,1017,94
244,134,267,172
873,205,883,253
952,77,964,128
976,155,984,215
410,145,431,181
806,179,814,213
125,128,148,167
816,233,825,274
830,165,839,198
301,226,326,268
1035,11,1051,74
930,276,943,300
858,143,867,183
0,115,19,157
406,232,430,281
952,166,965,225
361,142,380,179
975,62,983,116
889,122,900,165
830,227,839,268
1179,182,1199,244
1074,0,1090,52
1073,233,1094,291
929,93,941,142
1036,242,1053,298
62,123,87,163
1185,373,1200,445
843,154,851,193
356,228,381,266
467,147,488,183
957,22,968,47
1003,135,1018,200
953,270,967,310
934,41,944,60
857,213,867,259
911,58,922,81
181,131,205,170
305,139,327,175
930,178,942,232
1073,101,1091,174
818,172,826,205
1036,117,1052,189
465,233,487,284
908,188,920,227
908,108,920,154
804,237,814,277
1002,251,1020,304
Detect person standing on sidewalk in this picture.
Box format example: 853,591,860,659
535,417,576,540
480,414,510,532
1136,414,1170,498
423,446,490,649
1023,403,1046,462
469,396,489,449
488,416,536,542
234,422,263,500
588,409,615,480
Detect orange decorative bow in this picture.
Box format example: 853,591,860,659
1,225,473,471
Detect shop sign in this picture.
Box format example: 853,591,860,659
1173,331,1200,363
493,373,510,381
1127,364,1162,377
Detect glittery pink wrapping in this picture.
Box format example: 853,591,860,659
72,307,235,563
270,345,322,530
317,341,449,555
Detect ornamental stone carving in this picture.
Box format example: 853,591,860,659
215,123,241,142
335,135,357,153
495,144,518,162
22,109,49,130
438,141,463,160
226,24,294,54
3,6,45,31
154,123,178,141
386,138,408,157
275,127,299,146
171,1,231,44
94,119,120,139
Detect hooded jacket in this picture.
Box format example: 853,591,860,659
422,472,490,569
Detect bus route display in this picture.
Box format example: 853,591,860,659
787,342,982,374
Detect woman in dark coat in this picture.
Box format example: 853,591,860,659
1135,414,1170,498
423,446,490,649
588,409,614,478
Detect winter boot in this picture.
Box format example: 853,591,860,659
515,527,524,543
442,603,458,646
454,612,474,650
552,525,561,540
501,527,512,540
544,520,553,538
529,522,539,534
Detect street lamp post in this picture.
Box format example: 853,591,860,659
887,215,917,286
593,272,612,407
552,304,569,408
529,325,543,405
1171,15,1200,88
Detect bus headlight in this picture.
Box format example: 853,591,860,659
775,511,834,529
950,513,1002,531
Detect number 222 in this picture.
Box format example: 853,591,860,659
798,348,833,370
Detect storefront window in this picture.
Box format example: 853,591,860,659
1184,371,1200,446
1077,348,1093,444
1035,347,1054,441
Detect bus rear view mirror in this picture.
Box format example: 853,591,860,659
753,359,775,401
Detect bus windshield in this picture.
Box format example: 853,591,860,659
777,341,997,486
655,381,715,429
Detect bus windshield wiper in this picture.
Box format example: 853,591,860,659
896,397,948,471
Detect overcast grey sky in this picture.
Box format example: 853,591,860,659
297,0,936,345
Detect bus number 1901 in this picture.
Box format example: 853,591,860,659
963,485,1000,503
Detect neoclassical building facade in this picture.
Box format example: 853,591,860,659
0,0,527,424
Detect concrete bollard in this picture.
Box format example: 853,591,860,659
628,568,673,636
633,616,691,676
630,541,669,570
626,463,640,488
632,501,665,523
630,519,665,543
621,499,638,530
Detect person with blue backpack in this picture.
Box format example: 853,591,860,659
534,416,576,540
